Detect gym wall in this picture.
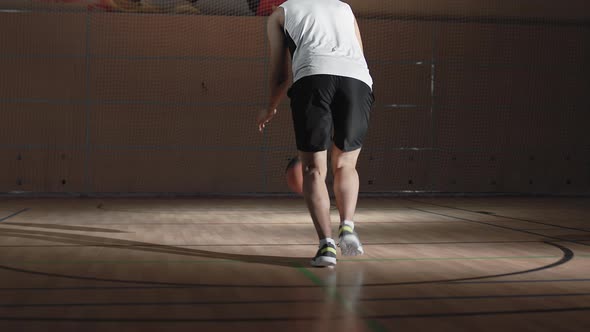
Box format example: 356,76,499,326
0,1,588,194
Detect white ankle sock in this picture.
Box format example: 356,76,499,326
320,238,335,247
341,220,355,229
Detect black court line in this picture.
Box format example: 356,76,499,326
2,292,590,308
365,292,590,302
407,206,590,248
0,218,575,288
0,239,548,248
1,223,127,233
97,204,456,215
453,278,590,284
0,241,573,288
370,306,590,319
98,207,312,214
1,277,589,292
1,306,589,322
520,228,573,231
405,198,590,233
0,208,29,223
2,221,462,226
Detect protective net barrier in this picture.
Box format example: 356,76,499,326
0,0,589,195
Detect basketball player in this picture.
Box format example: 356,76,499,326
256,0,374,267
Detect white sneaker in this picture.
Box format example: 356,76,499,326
338,224,364,256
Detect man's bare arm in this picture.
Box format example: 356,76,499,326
266,7,290,110
353,17,364,54
257,7,290,132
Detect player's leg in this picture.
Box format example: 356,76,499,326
331,145,364,256
331,76,374,256
289,75,338,267
331,145,361,224
299,150,332,241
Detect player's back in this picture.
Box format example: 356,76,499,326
280,0,372,89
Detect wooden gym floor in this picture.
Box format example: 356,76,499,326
0,196,588,332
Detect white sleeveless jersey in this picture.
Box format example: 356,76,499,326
279,0,373,89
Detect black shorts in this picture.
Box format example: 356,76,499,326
287,74,374,152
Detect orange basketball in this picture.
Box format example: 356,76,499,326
285,156,303,194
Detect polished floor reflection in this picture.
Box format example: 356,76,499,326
0,196,589,331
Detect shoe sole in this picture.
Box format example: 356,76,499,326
310,256,337,267
339,234,364,256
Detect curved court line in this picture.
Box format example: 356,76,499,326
302,242,574,287
0,239,550,248
405,198,590,233
2,277,590,292
419,242,574,285
0,254,564,265
0,240,573,288
23,221,459,225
